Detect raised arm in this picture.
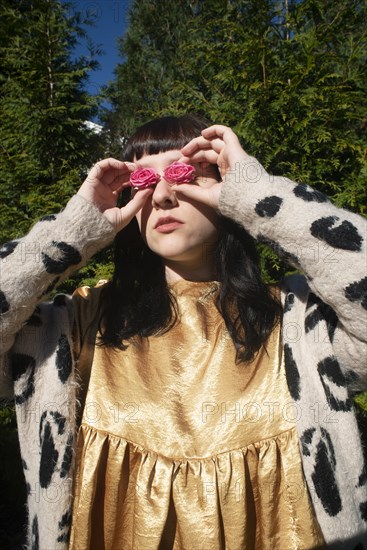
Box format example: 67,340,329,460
0,159,153,394
177,125,367,384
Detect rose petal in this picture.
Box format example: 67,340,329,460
130,168,160,189
164,162,196,184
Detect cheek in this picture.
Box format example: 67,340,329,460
135,202,152,237
193,203,220,232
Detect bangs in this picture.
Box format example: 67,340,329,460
122,114,211,161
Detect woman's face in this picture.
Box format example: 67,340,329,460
133,149,221,279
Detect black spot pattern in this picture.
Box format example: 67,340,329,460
22,458,28,470
284,293,295,313
305,293,319,310
39,421,59,489
57,533,70,544
11,353,36,405
56,334,72,383
312,428,342,516
345,369,359,386
255,196,283,217
305,294,338,342
284,343,301,400
40,214,56,222
293,183,328,203
318,356,352,412
345,277,367,310
60,432,73,479
0,240,18,259
11,353,35,381
58,510,72,529
360,501,367,522
257,234,300,266
357,466,367,488
311,216,363,251
40,410,66,440
26,306,42,327
0,290,9,314
31,515,39,550
300,427,316,456
53,294,67,307
52,411,66,435
42,241,82,274
318,356,349,387
57,509,72,543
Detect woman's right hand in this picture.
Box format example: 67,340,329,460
180,125,250,181
77,158,153,232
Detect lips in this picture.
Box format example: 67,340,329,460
154,216,184,230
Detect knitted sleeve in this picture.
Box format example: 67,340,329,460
0,194,116,396
218,157,367,388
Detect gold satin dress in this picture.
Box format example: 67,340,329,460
70,280,325,550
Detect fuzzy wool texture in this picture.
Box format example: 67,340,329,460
0,195,116,548
0,167,366,548
219,158,367,548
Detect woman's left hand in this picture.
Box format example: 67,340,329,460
173,124,250,209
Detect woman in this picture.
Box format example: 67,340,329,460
0,115,366,549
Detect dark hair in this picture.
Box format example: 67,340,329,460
99,114,282,363
122,114,214,162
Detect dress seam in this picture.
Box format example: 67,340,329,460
79,422,296,461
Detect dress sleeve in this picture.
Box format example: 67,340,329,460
218,157,367,388
0,195,116,396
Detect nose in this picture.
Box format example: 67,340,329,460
151,178,178,209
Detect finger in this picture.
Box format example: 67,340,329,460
121,187,153,221
108,165,137,191
90,159,136,185
170,183,221,209
181,136,212,154
181,136,223,156
201,125,240,146
89,158,126,177
178,149,219,166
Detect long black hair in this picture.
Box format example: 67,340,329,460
99,114,282,363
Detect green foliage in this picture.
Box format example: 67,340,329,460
56,245,115,294
103,0,366,279
101,0,197,153
103,0,367,416
355,392,367,449
0,2,110,544
0,0,106,244
0,404,16,427
0,1,366,544
355,392,367,414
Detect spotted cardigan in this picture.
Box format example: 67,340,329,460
0,157,366,549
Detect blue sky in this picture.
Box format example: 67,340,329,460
65,0,132,95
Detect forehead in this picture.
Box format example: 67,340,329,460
134,150,181,170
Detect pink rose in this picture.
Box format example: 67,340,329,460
163,162,196,184
130,168,160,189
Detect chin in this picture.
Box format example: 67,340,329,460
149,242,199,263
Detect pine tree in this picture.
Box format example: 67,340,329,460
105,0,366,279
164,0,366,211
106,0,366,214
0,0,105,243
102,0,197,151
0,2,108,543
